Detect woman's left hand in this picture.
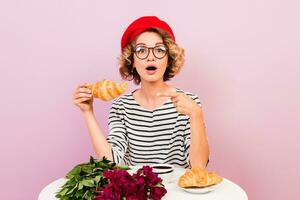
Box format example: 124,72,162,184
157,92,203,118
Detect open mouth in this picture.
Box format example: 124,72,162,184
146,66,157,71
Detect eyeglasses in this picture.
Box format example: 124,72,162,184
133,45,168,60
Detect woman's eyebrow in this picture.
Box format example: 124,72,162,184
135,43,146,46
136,42,164,46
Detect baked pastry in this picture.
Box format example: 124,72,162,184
88,79,128,101
178,167,222,188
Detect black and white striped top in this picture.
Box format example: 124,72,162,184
106,88,202,168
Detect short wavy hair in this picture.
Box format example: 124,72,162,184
118,28,185,85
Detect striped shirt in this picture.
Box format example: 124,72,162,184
106,88,202,168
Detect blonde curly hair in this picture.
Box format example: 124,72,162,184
118,28,185,85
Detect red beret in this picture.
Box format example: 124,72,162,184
121,16,176,50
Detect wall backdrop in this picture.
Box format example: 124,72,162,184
1,0,299,199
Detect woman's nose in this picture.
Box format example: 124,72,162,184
147,49,156,61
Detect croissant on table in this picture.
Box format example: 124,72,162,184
88,79,128,101
178,167,223,188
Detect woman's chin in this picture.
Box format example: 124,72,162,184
141,76,163,83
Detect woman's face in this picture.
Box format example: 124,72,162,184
133,31,168,84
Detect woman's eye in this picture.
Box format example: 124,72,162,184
156,46,167,52
136,47,146,53
159,46,167,50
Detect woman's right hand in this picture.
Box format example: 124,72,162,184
73,83,94,113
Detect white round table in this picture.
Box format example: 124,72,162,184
39,167,248,200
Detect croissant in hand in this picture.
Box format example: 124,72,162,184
178,167,223,188
88,79,128,101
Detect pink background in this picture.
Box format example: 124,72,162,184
1,0,299,199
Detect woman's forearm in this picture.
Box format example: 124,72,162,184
82,111,113,161
189,112,210,168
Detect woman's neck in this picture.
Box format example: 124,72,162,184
133,80,175,111
139,81,169,100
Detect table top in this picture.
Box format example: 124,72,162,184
39,167,248,200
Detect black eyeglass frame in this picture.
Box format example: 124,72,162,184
133,45,168,60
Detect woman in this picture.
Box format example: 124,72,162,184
73,16,209,168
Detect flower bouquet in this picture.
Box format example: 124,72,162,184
96,166,167,200
56,156,167,200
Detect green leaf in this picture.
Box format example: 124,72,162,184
56,187,68,196
81,179,94,187
82,166,93,174
56,156,117,200
66,166,81,178
75,189,84,198
117,165,131,170
89,156,96,164
66,184,77,194
78,182,83,190
95,175,101,184
82,190,89,198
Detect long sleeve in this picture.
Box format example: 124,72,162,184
183,94,207,167
106,100,128,164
